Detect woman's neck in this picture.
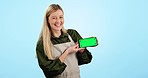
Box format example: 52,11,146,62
52,30,61,38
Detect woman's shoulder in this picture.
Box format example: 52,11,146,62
36,36,43,47
67,29,79,35
67,29,82,42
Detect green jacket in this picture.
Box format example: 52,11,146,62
36,29,92,78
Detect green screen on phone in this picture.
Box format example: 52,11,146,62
79,37,98,48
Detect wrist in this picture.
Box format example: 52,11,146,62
59,49,69,63
78,49,85,53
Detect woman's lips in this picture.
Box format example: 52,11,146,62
54,23,61,27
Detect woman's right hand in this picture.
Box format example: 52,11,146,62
59,44,79,63
66,44,79,54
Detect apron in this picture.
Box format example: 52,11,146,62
52,34,80,78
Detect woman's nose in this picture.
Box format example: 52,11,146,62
55,20,60,24
55,18,61,23
56,18,60,22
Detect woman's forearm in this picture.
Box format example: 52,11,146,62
59,50,69,63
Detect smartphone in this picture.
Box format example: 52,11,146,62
78,37,98,48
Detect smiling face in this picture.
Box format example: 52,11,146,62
48,9,64,33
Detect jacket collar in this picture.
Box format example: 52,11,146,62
51,32,68,39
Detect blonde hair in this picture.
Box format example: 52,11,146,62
39,4,67,59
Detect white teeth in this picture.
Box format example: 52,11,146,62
55,23,60,27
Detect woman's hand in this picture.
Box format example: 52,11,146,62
66,44,79,54
78,48,85,53
75,42,85,53
59,44,79,63
59,43,86,63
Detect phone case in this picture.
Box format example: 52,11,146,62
78,37,98,48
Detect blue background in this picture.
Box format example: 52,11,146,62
0,0,148,78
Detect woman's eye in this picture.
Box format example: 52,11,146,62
60,16,63,19
52,17,56,19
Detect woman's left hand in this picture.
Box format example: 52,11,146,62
76,42,85,53
78,48,85,53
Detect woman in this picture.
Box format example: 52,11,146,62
36,4,92,78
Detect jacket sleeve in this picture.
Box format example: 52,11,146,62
76,49,92,65
67,29,93,65
36,37,67,78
